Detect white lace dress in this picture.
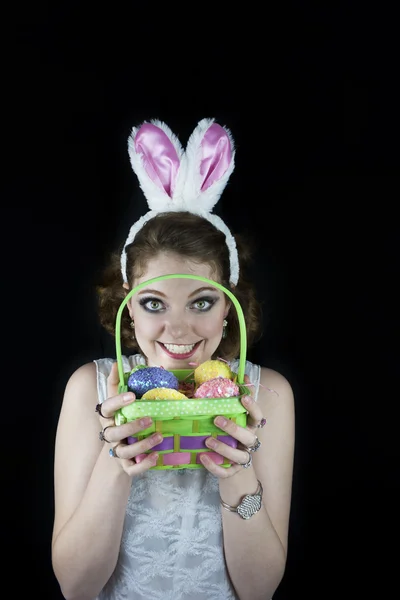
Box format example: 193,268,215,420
94,354,261,600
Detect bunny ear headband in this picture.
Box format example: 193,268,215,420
120,117,239,285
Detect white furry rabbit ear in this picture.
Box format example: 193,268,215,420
182,118,236,212
127,119,185,211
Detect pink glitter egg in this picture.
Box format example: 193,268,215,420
194,359,234,385
194,377,240,398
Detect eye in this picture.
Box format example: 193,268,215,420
139,297,165,312
191,296,218,312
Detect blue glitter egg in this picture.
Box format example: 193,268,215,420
127,366,179,397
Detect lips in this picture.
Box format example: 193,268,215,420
158,340,202,360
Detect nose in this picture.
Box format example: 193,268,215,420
164,313,191,340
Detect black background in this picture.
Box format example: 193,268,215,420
5,4,399,599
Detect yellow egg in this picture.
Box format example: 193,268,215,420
141,387,188,400
194,359,234,385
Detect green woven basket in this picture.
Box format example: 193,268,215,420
113,274,248,470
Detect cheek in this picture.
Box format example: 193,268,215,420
196,315,224,337
131,310,161,338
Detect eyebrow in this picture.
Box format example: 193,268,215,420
137,286,220,299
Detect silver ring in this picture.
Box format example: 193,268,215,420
99,426,112,443
237,451,252,469
246,436,261,453
256,417,267,429
109,446,119,458
95,403,108,419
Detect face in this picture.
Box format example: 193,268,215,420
125,254,230,370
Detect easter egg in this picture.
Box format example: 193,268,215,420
127,366,179,397
194,377,240,398
129,364,147,374
141,387,188,400
194,359,235,385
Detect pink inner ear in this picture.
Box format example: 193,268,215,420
134,123,180,197
200,123,232,191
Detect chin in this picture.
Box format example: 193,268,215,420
158,351,200,371
165,359,193,371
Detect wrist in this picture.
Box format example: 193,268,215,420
218,466,259,506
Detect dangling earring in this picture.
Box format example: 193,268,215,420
130,320,135,340
222,319,228,339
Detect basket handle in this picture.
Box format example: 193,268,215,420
115,274,247,390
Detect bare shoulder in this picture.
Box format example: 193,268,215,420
56,360,102,445
55,360,100,452
65,361,97,392
60,362,98,413
258,366,295,413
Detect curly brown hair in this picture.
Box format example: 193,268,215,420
96,211,263,361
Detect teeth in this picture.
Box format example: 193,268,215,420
163,343,196,354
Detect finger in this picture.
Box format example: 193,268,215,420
125,452,160,475
110,443,159,473
204,437,250,465
99,416,154,444
214,416,257,448
199,453,242,478
240,394,265,429
111,431,163,459
107,361,121,399
100,390,136,420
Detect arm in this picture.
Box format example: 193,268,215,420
219,368,295,600
51,363,133,600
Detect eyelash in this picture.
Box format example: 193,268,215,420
138,296,218,313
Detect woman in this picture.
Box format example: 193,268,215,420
51,118,295,600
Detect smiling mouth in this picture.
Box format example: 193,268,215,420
158,341,202,359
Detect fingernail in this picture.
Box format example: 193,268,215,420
123,393,134,403
215,416,228,427
206,438,217,448
140,417,152,427
242,396,251,405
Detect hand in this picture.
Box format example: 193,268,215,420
199,374,264,478
98,362,162,475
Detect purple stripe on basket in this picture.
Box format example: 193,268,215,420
180,436,207,449
127,436,173,451
180,435,238,449
128,435,238,451
218,436,238,449
154,438,174,451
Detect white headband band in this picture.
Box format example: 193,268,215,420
120,118,239,285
